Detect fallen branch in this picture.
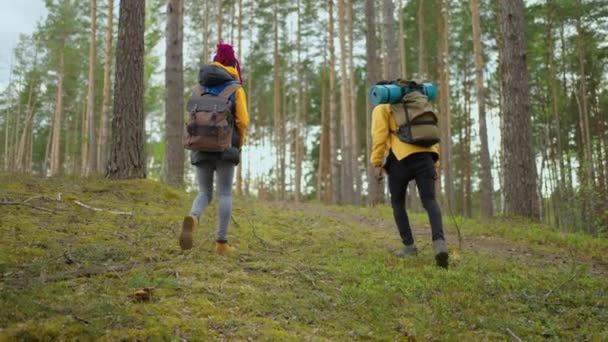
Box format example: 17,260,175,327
72,315,91,325
506,327,522,342
292,266,318,289
23,195,64,204
234,214,282,253
544,252,581,304
73,200,132,216
0,201,60,214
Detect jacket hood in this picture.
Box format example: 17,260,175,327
198,62,240,87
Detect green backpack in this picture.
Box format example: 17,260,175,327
389,91,440,147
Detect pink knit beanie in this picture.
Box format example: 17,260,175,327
213,42,242,83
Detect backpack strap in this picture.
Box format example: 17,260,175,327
191,85,205,98
218,83,241,99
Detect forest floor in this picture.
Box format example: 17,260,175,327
1,175,607,341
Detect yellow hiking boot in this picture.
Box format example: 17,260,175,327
215,241,236,255
179,216,197,250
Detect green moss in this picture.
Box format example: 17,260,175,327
1,175,606,340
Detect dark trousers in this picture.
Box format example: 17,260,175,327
385,151,444,246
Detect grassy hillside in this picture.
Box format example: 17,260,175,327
1,176,607,341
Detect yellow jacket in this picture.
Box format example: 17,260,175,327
212,62,250,146
370,103,439,167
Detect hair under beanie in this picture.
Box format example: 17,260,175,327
213,42,242,84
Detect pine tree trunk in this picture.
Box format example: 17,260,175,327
294,0,303,202
273,1,284,200
106,0,146,179
470,0,494,217
382,0,400,75
165,0,185,186
11,74,21,172
338,0,353,204
365,0,383,205
463,68,472,218
559,25,574,193
50,42,66,176
328,0,339,204
318,66,329,202
418,0,427,78
546,0,565,228
202,1,210,63
347,0,360,204
16,76,38,172
398,0,406,77
3,59,13,172
98,0,114,173
498,0,540,219
576,0,595,188
438,0,454,211
43,117,52,175
217,0,223,42
3,107,8,172
81,91,89,176
229,1,235,43
86,0,98,175
235,0,243,195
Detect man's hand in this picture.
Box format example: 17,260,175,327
374,166,384,182
433,168,438,180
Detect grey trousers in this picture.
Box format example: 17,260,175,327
189,160,235,242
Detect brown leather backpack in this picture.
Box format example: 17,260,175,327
183,83,241,152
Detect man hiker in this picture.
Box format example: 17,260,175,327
370,80,449,268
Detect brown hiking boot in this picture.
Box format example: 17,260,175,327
215,241,236,255
179,216,197,250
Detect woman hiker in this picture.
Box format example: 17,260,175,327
179,42,249,255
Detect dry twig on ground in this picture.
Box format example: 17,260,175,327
73,200,132,215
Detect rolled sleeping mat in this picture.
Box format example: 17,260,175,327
369,84,403,105
420,83,437,102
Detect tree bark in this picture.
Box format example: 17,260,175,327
202,1,210,63
98,0,114,173
545,0,564,227
81,86,89,176
470,0,493,217
50,40,66,176
295,0,303,202
398,0,406,77
438,0,454,211
328,0,339,204
347,0,361,204
16,67,38,172
164,0,185,186
86,0,98,175
498,0,540,219
217,0,223,42
273,0,285,200
382,0,400,76
338,0,353,203
576,0,595,188
318,66,330,202
365,0,383,205
106,0,146,179
418,0,428,78
3,58,13,172
235,0,244,195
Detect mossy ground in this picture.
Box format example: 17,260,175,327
1,175,607,341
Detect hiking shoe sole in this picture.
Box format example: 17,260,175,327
435,252,449,269
179,216,195,250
